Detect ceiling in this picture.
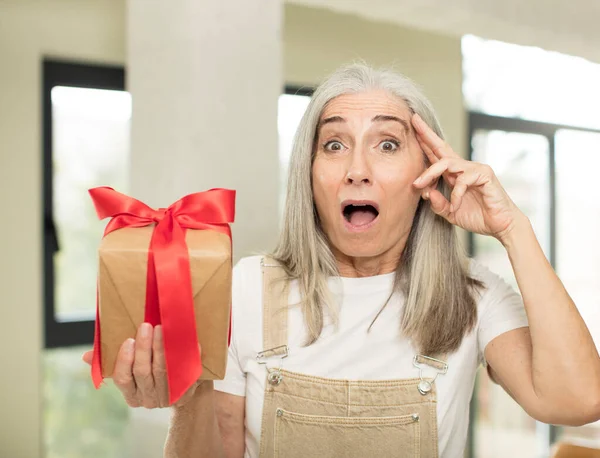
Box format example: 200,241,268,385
289,0,600,64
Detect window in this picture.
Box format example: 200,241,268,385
278,86,313,217
463,36,600,457
43,59,131,458
44,60,129,347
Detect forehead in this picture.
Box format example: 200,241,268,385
319,90,411,122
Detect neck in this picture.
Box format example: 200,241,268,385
333,243,405,278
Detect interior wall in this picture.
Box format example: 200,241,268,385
0,1,463,456
283,4,465,154
0,0,125,456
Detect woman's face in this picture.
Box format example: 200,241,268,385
312,90,427,266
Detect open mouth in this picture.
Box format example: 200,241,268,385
342,201,380,227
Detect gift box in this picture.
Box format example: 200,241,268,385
89,187,236,404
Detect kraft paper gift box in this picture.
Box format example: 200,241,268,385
88,186,235,404
98,226,232,379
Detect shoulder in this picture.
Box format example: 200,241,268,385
232,255,263,293
231,256,262,307
466,258,520,305
230,256,264,338
467,258,510,290
467,257,500,284
228,256,265,365
466,259,527,336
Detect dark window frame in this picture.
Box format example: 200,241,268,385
285,85,314,97
43,59,125,348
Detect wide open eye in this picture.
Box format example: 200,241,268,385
380,139,400,153
324,141,344,152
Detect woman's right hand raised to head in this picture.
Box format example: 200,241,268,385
82,323,201,408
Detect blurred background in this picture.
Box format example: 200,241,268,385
1,0,599,457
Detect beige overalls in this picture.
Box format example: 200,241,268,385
257,258,448,458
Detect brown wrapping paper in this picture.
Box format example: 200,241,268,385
97,225,232,380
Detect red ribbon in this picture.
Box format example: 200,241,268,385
89,186,235,405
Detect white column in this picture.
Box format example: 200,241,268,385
125,2,282,456
128,0,283,262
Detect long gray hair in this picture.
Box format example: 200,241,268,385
272,62,482,356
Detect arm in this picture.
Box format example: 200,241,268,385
409,114,600,426
485,214,600,426
215,391,246,458
164,381,225,458
164,384,245,458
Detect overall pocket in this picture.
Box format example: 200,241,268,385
273,408,421,458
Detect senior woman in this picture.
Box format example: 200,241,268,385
84,63,600,457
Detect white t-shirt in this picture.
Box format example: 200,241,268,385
214,256,529,458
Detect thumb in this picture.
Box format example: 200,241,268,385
82,350,93,366
428,189,452,219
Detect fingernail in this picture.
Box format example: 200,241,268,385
155,325,162,340
424,191,430,200
413,176,422,185
125,338,135,354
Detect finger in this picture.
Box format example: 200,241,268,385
82,350,93,366
416,132,438,166
133,322,159,408
417,133,457,187
113,338,140,407
412,114,453,159
416,133,446,188
420,182,436,201
450,166,494,212
428,189,454,221
413,158,466,189
450,179,468,213
412,114,457,159
152,325,169,407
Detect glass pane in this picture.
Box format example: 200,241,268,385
277,93,311,217
472,130,551,286
44,347,130,458
471,130,550,458
555,129,600,446
52,86,131,321
462,35,600,130
46,86,132,456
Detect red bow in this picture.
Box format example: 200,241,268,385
89,186,235,404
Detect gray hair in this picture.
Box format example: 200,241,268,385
273,62,482,356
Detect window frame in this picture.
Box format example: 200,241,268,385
284,85,314,97
42,59,126,348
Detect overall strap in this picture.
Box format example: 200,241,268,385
261,256,290,353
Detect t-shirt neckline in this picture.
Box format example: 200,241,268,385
329,272,396,294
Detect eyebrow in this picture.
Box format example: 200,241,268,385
318,114,411,133
372,115,411,133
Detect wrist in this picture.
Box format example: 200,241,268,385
496,212,532,249
172,379,205,409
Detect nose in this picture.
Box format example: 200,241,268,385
344,148,371,185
